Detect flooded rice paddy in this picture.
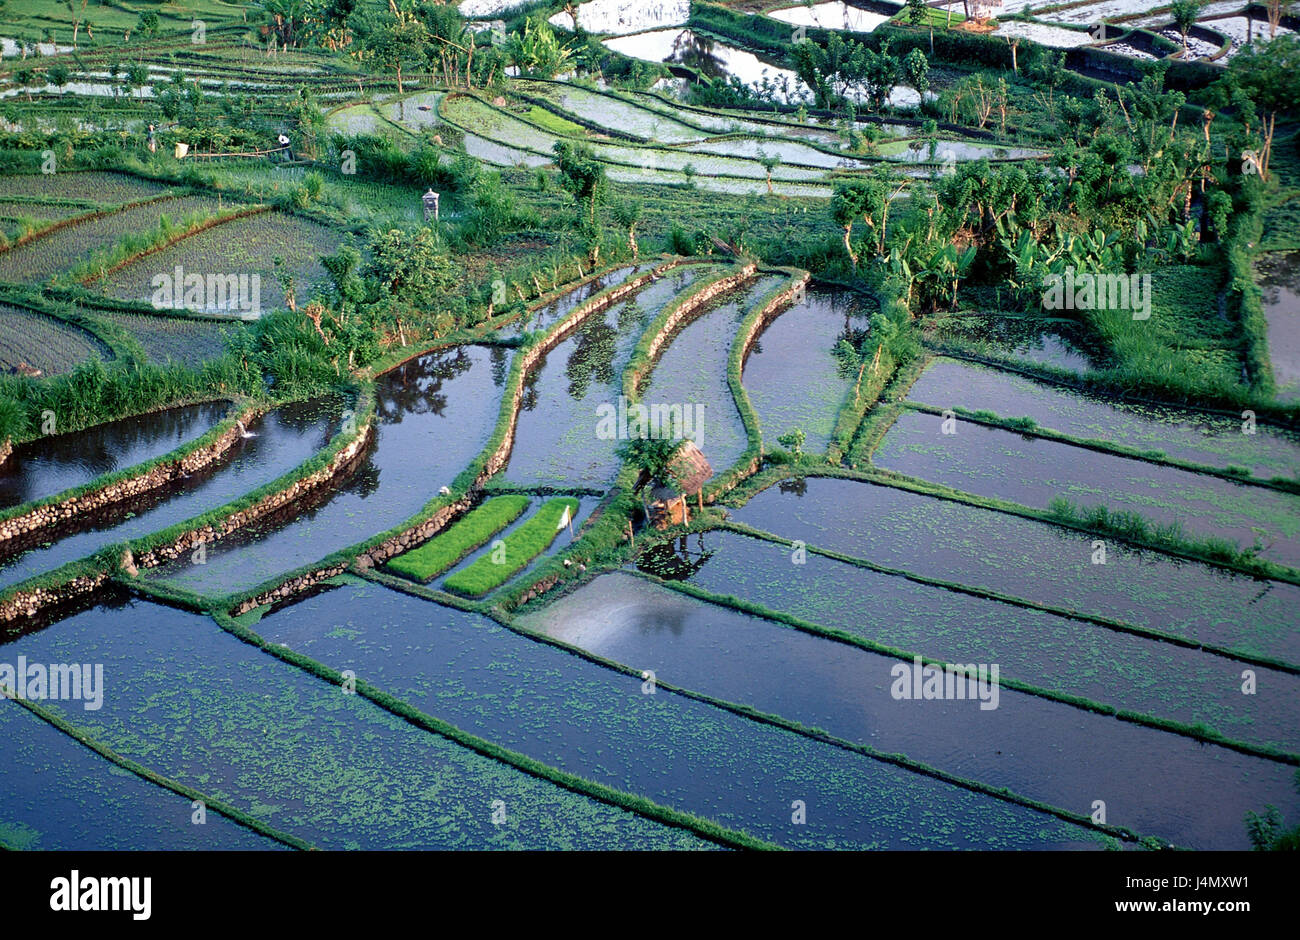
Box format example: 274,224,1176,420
0,398,344,591
1,596,709,849
506,267,706,486
874,409,1300,569
908,356,1300,479
257,579,1104,849
742,288,867,453
532,572,1297,848
733,477,1300,664
4,255,1296,852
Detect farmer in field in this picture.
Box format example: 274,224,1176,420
147,123,156,153
278,133,292,161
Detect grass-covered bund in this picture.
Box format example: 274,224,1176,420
386,494,531,582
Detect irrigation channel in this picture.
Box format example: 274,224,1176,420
3,263,1297,850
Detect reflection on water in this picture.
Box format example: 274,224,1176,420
534,570,1299,848
148,346,507,596
742,287,869,452
0,401,229,510
506,269,703,486
0,397,343,591
1257,251,1300,401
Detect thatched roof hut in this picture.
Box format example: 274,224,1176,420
633,439,712,498
634,440,712,530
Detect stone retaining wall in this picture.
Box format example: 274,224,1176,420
0,415,374,622
638,264,758,381
0,572,110,622
0,405,256,546
134,422,375,569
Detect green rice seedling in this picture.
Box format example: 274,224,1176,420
386,495,530,582
443,497,579,597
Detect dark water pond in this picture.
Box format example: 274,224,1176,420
931,314,1099,373
0,397,343,591
505,268,705,487
733,476,1300,665
147,346,509,598
1257,251,1300,402
874,409,1300,569
662,528,1300,753
0,594,705,849
0,401,229,510
909,357,1300,479
256,578,1103,849
742,287,867,453
530,571,1297,848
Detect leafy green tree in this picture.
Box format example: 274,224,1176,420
125,63,148,103
903,48,930,100
507,19,573,78
357,6,428,94
792,31,867,111
617,436,688,491
553,139,607,227
368,227,458,311
136,11,159,39
757,150,781,194
861,42,902,112
1219,34,1300,180
832,180,872,269
46,62,70,93
1170,0,1203,52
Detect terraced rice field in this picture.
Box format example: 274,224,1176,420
732,476,1300,664
2,123,1296,863
668,528,1300,753
873,408,1300,568
766,2,892,33
0,401,229,510
742,288,868,453
4,598,713,849
96,211,342,316
442,94,835,187
638,276,786,477
0,398,343,591
0,304,108,375
0,690,278,850
0,200,91,223
0,194,225,284
106,312,237,366
907,357,1300,479
1258,251,1300,402
529,571,1298,848
505,267,708,486
145,345,508,598
0,171,167,205
264,579,1106,849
